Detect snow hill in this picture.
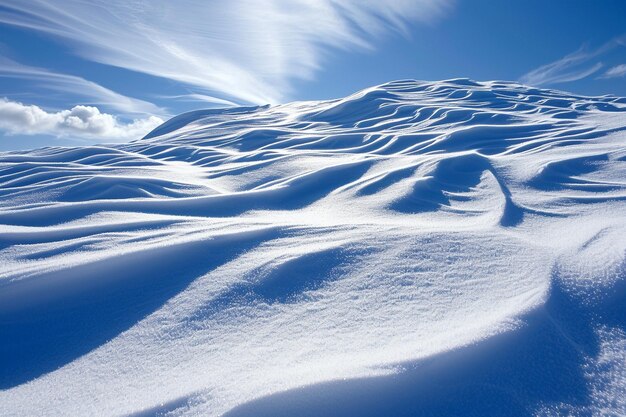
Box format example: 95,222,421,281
1,79,625,416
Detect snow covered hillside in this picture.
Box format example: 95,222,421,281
1,79,625,416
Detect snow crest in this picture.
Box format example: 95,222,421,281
1,79,625,416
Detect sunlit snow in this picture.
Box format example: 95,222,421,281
1,79,625,416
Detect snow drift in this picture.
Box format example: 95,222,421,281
0,79,625,416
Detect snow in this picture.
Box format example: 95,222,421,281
0,79,625,416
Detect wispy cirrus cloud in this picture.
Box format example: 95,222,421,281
0,0,452,105
601,64,626,79
520,35,626,86
0,98,163,141
0,57,163,116
157,94,239,108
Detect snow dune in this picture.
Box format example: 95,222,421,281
0,79,625,416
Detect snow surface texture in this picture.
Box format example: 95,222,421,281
1,79,625,416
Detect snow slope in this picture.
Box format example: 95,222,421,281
1,79,625,416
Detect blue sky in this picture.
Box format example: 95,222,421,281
0,0,625,150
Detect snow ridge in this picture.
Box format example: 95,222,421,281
1,79,625,416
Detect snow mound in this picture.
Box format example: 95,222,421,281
1,79,625,416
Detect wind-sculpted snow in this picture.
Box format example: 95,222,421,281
1,79,625,416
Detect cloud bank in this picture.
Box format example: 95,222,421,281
0,0,451,105
0,98,163,141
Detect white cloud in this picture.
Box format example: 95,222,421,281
519,46,604,86
520,35,626,86
0,0,451,105
0,98,163,141
602,64,626,79
158,94,239,108
0,57,163,116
